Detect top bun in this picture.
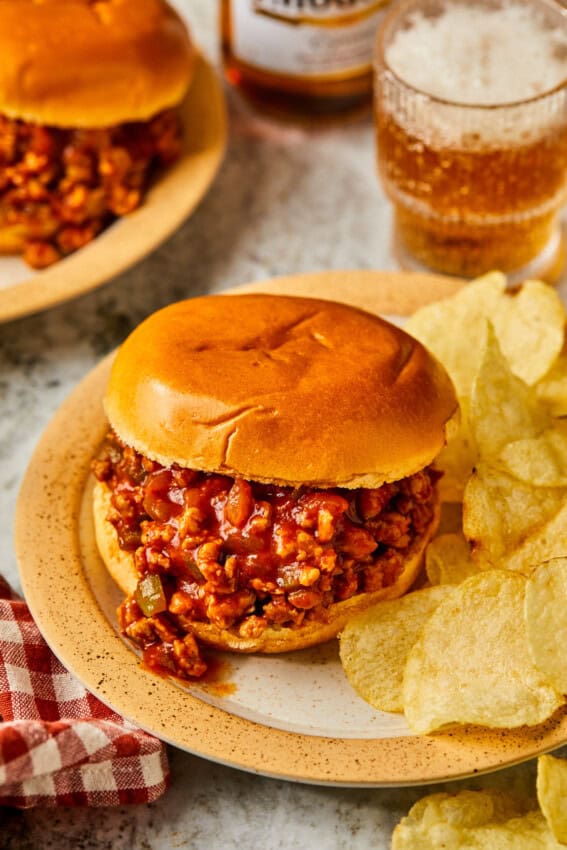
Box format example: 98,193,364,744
104,294,458,489
0,0,195,128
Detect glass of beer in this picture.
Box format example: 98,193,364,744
374,0,567,282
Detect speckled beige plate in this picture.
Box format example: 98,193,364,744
16,270,567,786
0,52,226,324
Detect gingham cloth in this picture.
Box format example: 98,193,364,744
0,575,169,807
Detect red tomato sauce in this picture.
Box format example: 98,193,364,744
93,431,439,679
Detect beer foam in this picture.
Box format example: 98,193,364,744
385,1,567,106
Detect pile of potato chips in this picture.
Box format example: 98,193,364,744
392,754,567,848
339,272,567,734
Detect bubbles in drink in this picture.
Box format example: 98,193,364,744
374,0,567,278
385,0,567,105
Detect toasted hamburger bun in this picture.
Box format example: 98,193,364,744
95,293,458,654
104,294,458,490
0,0,195,127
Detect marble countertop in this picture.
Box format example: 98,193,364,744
1,2,566,847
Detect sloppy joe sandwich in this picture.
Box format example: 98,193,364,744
0,0,195,268
92,293,458,679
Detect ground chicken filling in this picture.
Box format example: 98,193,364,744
0,109,182,268
93,431,439,679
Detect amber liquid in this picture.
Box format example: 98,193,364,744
221,0,377,115
374,0,567,281
376,107,567,279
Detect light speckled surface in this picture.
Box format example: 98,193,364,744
1,1,566,847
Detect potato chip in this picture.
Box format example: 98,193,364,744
463,463,566,570
537,755,567,844
470,324,549,459
405,273,564,397
403,571,563,734
398,789,534,828
536,353,567,417
425,532,479,586
405,272,507,396
463,325,567,572
501,423,567,488
491,280,565,387
392,790,553,850
339,587,450,713
504,502,567,574
434,396,477,502
525,558,567,694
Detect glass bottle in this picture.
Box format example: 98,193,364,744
221,0,390,115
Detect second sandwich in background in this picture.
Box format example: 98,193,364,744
0,0,195,268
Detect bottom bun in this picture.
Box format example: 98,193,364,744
93,481,140,596
93,479,438,654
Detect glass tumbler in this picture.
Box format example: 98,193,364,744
374,0,567,282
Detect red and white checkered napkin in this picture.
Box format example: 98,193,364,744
0,575,169,807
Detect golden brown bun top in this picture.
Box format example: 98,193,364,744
0,0,195,127
104,294,458,488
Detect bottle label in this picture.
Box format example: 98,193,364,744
231,0,389,79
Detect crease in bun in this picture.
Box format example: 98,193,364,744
104,294,459,489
